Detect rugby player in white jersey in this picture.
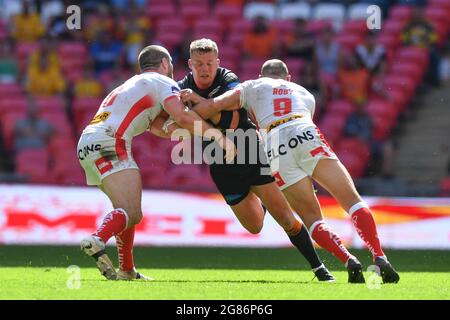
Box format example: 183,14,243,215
77,45,236,281
186,59,400,284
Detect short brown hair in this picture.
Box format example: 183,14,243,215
261,59,289,78
189,38,219,56
138,45,171,72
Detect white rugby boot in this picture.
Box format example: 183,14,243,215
116,268,154,281
81,235,117,280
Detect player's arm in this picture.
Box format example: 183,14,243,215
163,95,236,162
149,114,180,138
189,89,242,120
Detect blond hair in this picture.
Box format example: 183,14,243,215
189,38,219,56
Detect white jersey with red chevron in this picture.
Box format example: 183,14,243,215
236,77,316,130
82,71,179,140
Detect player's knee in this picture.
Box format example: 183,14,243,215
245,222,263,235
126,209,143,226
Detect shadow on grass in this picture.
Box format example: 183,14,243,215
1,246,449,272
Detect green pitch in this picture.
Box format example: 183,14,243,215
0,246,449,300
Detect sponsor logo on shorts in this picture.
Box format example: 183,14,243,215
89,111,111,124
78,144,101,160
95,157,113,174
267,130,314,159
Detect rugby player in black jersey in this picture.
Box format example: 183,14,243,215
153,39,334,281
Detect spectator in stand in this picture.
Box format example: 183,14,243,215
243,16,278,59
74,65,104,98
105,66,129,93
29,36,60,71
401,7,440,86
284,18,315,61
39,0,65,27
14,99,54,151
111,0,146,10
26,49,66,96
90,32,123,76
356,31,386,76
315,28,341,76
439,40,450,84
343,103,395,178
336,53,370,105
343,102,373,144
301,64,324,119
12,1,45,42
0,39,18,83
123,6,152,70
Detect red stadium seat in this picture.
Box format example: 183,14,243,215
0,83,23,98
306,20,332,34
49,136,76,158
72,98,102,131
318,112,348,146
365,99,398,120
35,96,65,114
0,97,28,121
219,46,241,61
213,4,243,29
327,100,355,117
145,3,176,21
377,33,400,52
395,47,429,69
15,148,52,183
335,33,364,50
40,112,73,136
337,150,367,178
389,61,425,82
180,4,210,28
1,112,27,151
58,41,87,57
341,20,368,36
241,58,266,75
230,18,254,34
371,114,395,141
155,19,188,35
272,19,296,33
57,164,86,185
439,177,450,197
379,20,405,37
16,42,40,71
173,68,190,83
424,6,448,25
194,19,224,37
336,137,371,164
284,58,306,77
383,74,416,98
219,59,238,73
154,32,184,51
389,5,413,22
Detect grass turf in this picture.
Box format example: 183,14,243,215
0,246,449,300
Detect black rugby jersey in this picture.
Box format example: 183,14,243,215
178,68,255,131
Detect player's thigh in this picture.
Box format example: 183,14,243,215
250,182,296,230
101,168,143,224
282,176,324,228
230,192,265,234
311,159,362,212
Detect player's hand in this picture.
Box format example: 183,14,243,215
216,135,237,164
180,89,205,106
